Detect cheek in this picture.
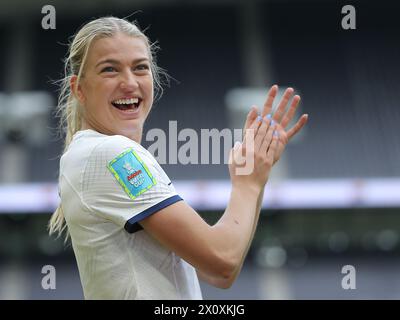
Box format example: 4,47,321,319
84,80,112,104
80,80,95,102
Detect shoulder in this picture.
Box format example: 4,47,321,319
63,130,156,180
97,134,139,152
87,134,162,185
90,134,149,164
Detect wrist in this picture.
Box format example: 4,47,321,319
231,183,262,200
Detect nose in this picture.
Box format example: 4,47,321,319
120,71,139,91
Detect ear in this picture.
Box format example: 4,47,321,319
70,75,85,105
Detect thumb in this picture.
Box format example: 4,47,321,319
229,141,242,165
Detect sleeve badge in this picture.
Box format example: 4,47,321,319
107,148,157,199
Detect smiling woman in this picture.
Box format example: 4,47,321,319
71,32,155,142
49,16,307,300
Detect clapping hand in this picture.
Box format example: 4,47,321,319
243,85,308,165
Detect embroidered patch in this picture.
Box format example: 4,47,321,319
107,148,156,199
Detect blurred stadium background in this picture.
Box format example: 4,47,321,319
1,0,400,299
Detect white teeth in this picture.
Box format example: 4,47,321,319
113,98,139,104
120,109,137,113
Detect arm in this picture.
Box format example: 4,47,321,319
140,183,262,286
224,186,265,286
140,116,278,287
140,85,308,289
196,85,309,287
196,186,264,289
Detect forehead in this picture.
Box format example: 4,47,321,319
87,33,149,65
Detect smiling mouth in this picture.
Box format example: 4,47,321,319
111,98,142,111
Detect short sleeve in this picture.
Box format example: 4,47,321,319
82,135,182,233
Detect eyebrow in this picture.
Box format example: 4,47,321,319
95,58,149,68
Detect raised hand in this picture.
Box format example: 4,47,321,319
230,113,278,192
243,85,308,165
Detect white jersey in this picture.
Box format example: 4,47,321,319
59,129,202,300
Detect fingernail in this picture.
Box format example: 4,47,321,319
271,120,275,126
257,115,263,122
273,131,279,137
267,114,272,119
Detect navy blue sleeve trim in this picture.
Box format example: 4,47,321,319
124,195,183,233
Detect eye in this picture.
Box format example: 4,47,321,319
101,66,117,73
135,64,150,71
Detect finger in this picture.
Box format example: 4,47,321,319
242,105,259,139
273,87,294,122
242,113,263,146
281,95,301,129
287,114,309,140
260,121,275,154
254,116,271,152
266,133,279,162
261,85,278,117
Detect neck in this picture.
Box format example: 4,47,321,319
131,131,142,144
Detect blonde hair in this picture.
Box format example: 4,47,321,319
48,16,167,241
